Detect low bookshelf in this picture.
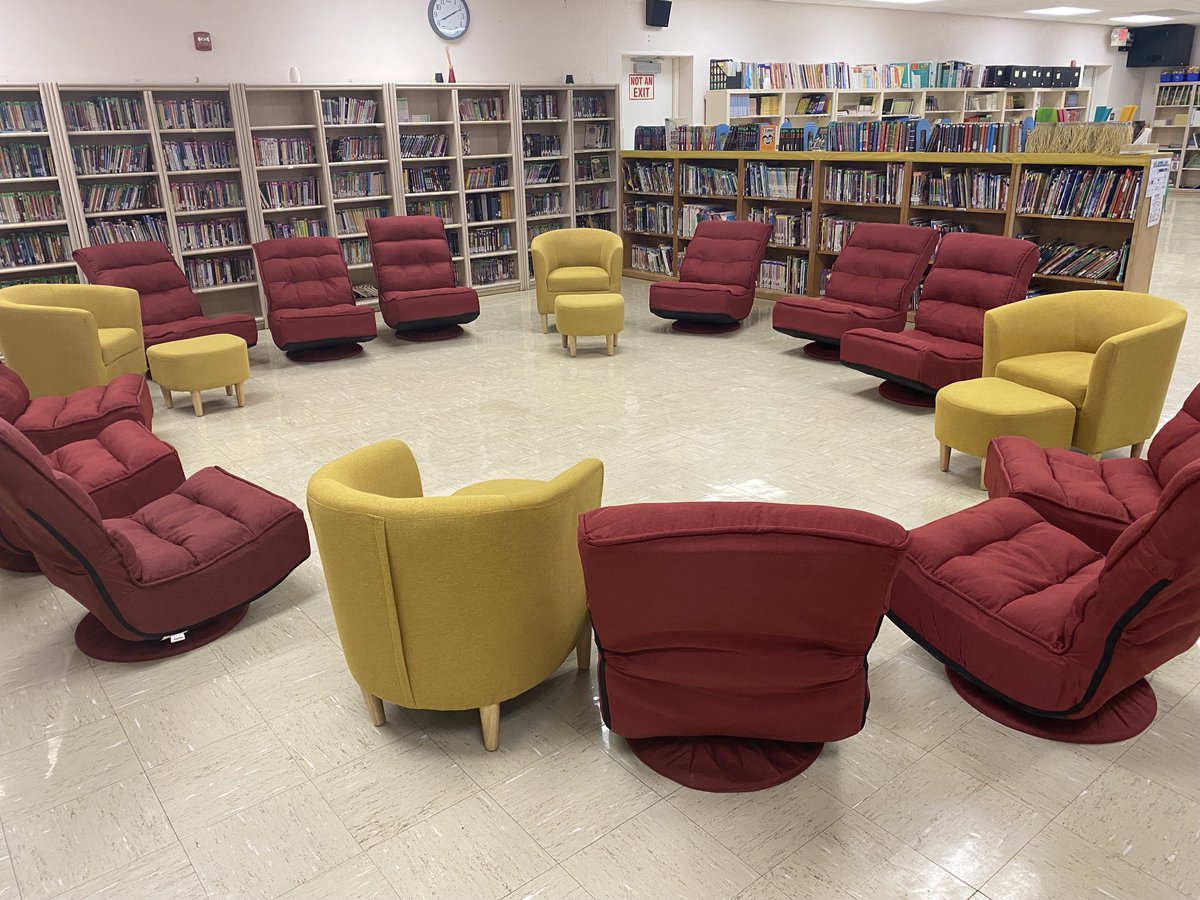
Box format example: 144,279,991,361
620,150,1166,300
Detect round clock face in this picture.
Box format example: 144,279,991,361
428,0,470,40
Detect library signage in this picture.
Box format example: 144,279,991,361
629,74,655,100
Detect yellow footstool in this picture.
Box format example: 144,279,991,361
936,377,1076,489
147,334,249,417
554,292,623,357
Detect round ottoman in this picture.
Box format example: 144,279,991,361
935,377,1076,489
147,334,249,417
555,292,624,357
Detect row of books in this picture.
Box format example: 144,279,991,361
183,254,254,288
155,99,231,130
521,94,559,121
680,164,738,197
778,128,808,153
333,170,387,199
576,156,611,181
908,217,978,234
81,182,159,213
633,126,667,151
0,191,64,224
465,191,515,222
259,177,319,209
523,133,562,158
623,161,672,194
406,165,452,193
471,256,517,284
335,205,386,235
623,201,674,235
342,238,371,265
526,191,564,216
710,60,980,91
0,100,47,133
630,243,673,275
468,224,513,254
176,217,249,251
265,217,328,239
748,206,811,247
161,140,237,172
573,96,608,118
745,162,812,200
575,187,612,211
528,222,562,245
465,162,510,189
0,274,77,288
580,124,612,149
672,126,722,152
321,97,378,126
399,133,450,158
1,143,55,179
446,229,462,257
406,198,455,221
678,204,736,239
87,214,169,246
759,257,808,293
730,94,780,117
1015,167,1142,220
819,215,860,253
925,123,1024,153
64,97,147,132
0,230,70,268
792,94,828,116
1030,236,1130,282
253,137,315,166
910,168,1010,210
722,124,773,152
171,180,241,212
827,120,920,153
823,164,903,205
459,98,505,122
523,162,561,185
72,144,151,175
575,212,613,227
327,136,384,162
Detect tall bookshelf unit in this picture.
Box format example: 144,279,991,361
1150,81,1200,189
620,150,1164,300
0,84,79,288
571,86,619,233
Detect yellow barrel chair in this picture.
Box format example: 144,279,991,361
531,228,622,334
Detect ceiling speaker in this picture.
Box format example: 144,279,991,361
646,0,672,27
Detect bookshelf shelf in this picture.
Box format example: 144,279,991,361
523,118,566,124
159,127,237,134
464,186,514,194
328,158,387,167
396,120,455,126
333,194,391,204
467,217,515,226
194,280,257,293
180,244,252,256
66,129,151,136
1032,272,1122,287
0,176,59,185
0,219,70,231
255,163,321,172
4,260,77,274
165,167,241,176
1016,212,1135,224
0,130,51,139
173,206,248,218
84,207,167,218
250,124,316,131
910,204,1005,215
262,203,325,213
74,171,157,181
527,213,570,221
469,249,518,259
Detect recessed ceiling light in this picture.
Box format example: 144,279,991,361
1025,6,1101,14
1109,13,1175,21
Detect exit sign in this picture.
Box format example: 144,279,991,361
628,74,655,100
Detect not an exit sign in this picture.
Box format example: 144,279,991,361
628,74,655,100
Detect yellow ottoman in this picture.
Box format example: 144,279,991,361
936,377,1076,488
147,334,250,417
554,292,624,357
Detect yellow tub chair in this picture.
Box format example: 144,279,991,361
983,290,1187,457
307,441,604,750
531,228,622,334
0,283,146,397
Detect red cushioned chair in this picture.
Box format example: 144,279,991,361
984,381,1200,553
253,237,379,361
649,220,771,334
888,458,1200,744
0,420,185,573
578,501,910,792
840,233,1038,406
0,417,310,661
73,241,259,349
365,215,479,341
772,223,938,360
0,363,152,454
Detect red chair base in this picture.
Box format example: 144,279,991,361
625,734,823,792
802,342,841,361
671,321,741,335
946,669,1157,744
395,325,465,342
74,604,250,662
286,344,364,362
879,381,936,408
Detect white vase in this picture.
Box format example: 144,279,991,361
288,67,301,84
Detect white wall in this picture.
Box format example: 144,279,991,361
0,0,1142,112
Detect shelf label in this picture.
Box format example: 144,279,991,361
1147,157,1171,228
629,74,656,101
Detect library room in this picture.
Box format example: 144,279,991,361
1,1,1199,898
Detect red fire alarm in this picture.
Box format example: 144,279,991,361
193,32,212,51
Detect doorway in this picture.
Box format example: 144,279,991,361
619,53,695,149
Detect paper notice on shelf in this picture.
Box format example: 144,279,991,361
1147,157,1172,227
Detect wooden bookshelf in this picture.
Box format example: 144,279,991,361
620,150,1166,299
1150,81,1200,190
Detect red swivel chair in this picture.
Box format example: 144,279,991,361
578,501,910,792
365,215,480,341
840,233,1038,406
73,241,259,348
985,381,1200,553
773,223,938,360
0,417,310,661
649,220,770,334
253,237,379,361
889,458,1200,744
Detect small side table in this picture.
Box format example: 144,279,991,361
147,334,249,417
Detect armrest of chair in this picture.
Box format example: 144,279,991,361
309,440,423,501
531,242,557,284
982,298,1072,377
54,285,144,333
602,233,623,293
0,301,109,396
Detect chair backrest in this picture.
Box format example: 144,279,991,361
1150,383,1200,486
73,241,201,326
0,364,31,423
531,228,621,269
366,215,455,294
677,220,770,291
915,233,1037,345
253,237,354,312
577,502,910,743
826,223,939,312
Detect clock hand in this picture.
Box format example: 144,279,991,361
439,12,460,24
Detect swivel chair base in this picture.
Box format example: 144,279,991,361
626,734,823,793
286,344,365,362
879,381,936,408
802,342,841,361
74,604,250,663
395,324,465,342
671,320,740,335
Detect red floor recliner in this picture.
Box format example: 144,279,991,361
578,501,910,792
985,381,1200,553
649,220,770,334
772,223,938,360
889,458,1200,744
0,417,309,661
253,237,379,360
366,215,479,340
839,233,1038,405
73,241,259,348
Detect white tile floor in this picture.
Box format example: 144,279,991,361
2,194,1200,900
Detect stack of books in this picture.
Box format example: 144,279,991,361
819,215,860,252
825,120,919,153
633,126,667,151
759,257,808,293
0,190,63,223
71,144,149,175
81,182,159,213
63,97,145,131
623,161,673,193
321,97,377,125
745,163,812,199
405,166,452,193
459,97,505,122
522,134,562,158
332,170,387,199
680,164,738,196
183,255,254,288
925,123,1024,153
253,137,315,166
823,164,903,205
521,94,559,120
399,133,449,158
910,168,1010,210
748,206,810,247
1032,237,1130,282
259,177,319,209
87,214,169,245
265,217,328,239
0,100,47,132
465,192,515,222
170,180,240,212
523,161,561,185
623,201,674,235
630,243,673,274
0,231,70,267
156,99,231,130
326,136,383,162
162,140,237,171
176,217,248,251
335,205,386,234
678,203,736,238
0,143,55,178
464,162,510,189
1017,167,1142,219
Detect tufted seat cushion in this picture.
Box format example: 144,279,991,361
9,371,153,454
649,220,770,326
649,282,751,321
841,327,984,393
378,286,480,330
142,315,259,349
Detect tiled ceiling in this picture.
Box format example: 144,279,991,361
768,0,1200,27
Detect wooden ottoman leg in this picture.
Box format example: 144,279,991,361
235,383,246,408
1131,440,1145,459
568,335,577,358
939,443,951,472
160,385,173,409
606,334,615,356
480,704,500,751
561,334,568,348
225,385,234,396
979,459,987,491
541,314,549,334
191,392,204,417
613,332,619,347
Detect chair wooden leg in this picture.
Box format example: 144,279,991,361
606,334,615,356
1131,440,1145,459
979,459,988,491
362,687,386,726
225,385,234,396
939,443,951,472
613,332,619,347
160,385,173,409
480,704,500,751
561,334,568,348
540,314,549,334
1089,452,1103,461
235,383,245,407
576,618,593,670
568,335,577,358
191,392,204,417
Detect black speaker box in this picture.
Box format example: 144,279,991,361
1127,24,1195,67
646,0,672,27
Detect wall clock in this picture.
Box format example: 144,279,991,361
428,0,470,41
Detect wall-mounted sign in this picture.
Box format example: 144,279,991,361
629,74,655,100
